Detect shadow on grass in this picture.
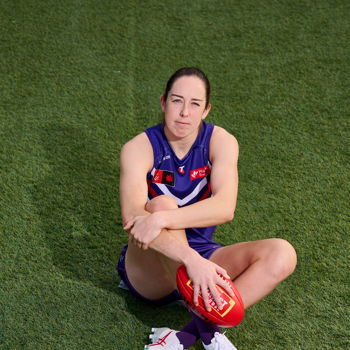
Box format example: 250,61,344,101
118,287,192,329
33,122,196,335
33,122,124,294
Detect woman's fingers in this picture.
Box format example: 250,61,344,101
123,219,134,231
202,287,212,312
217,266,230,281
194,282,223,312
214,266,234,298
187,260,233,312
208,284,223,310
193,284,200,307
216,274,235,298
124,214,161,247
128,231,148,250
193,277,233,312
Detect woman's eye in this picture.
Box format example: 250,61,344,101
192,102,200,106
172,99,181,103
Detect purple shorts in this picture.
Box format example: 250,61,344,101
116,242,222,306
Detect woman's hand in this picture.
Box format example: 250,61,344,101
185,254,235,312
124,212,164,250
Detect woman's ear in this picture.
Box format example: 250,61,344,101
160,94,166,113
201,103,211,120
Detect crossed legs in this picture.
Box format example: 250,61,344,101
210,239,297,308
125,195,297,308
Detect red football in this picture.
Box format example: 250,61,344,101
176,264,244,328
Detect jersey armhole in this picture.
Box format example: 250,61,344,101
204,123,215,163
144,125,162,170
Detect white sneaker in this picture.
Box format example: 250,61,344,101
202,332,238,350
144,328,183,349
149,328,173,343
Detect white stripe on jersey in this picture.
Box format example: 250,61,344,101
150,167,210,207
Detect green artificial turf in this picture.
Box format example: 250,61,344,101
0,0,349,349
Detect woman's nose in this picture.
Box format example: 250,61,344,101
180,103,189,117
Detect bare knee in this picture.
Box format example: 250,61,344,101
265,238,297,282
146,195,189,249
145,195,178,213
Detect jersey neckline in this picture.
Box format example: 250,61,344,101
160,121,207,164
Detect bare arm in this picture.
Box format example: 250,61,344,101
124,126,239,236
120,130,235,309
119,133,151,225
120,133,208,262
161,126,238,228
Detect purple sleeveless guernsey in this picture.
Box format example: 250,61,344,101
116,121,221,304
145,121,218,249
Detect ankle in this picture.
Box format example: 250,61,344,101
176,331,197,349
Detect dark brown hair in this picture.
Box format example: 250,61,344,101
164,67,211,109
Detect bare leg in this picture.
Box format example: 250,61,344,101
125,195,188,300
210,239,297,308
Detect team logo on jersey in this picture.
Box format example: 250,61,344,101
190,165,210,181
178,166,185,174
152,170,175,186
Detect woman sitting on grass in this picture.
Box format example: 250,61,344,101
117,67,297,350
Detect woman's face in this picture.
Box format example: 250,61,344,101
161,75,211,140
